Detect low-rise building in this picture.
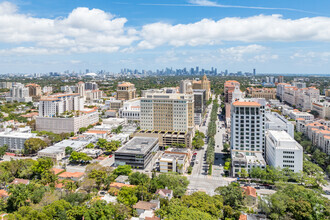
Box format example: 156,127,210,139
242,186,257,207
38,139,89,161
232,152,266,177
246,87,276,100
265,130,303,173
265,112,294,137
119,98,141,122
311,102,330,119
114,137,159,169
104,98,123,111
58,171,85,182
36,109,99,134
155,189,173,200
288,110,314,120
0,128,37,152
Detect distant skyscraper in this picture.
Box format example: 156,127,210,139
253,68,256,76
85,69,90,74
278,76,284,83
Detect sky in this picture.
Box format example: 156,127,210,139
1,0,330,74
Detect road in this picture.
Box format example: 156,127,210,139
187,94,233,195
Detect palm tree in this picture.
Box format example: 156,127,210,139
64,181,77,192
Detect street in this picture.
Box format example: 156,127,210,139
187,94,232,195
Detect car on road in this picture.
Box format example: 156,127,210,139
193,152,197,155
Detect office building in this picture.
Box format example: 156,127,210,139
42,86,53,94
85,82,98,90
179,80,193,94
159,148,191,173
311,102,330,119
278,76,284,83
265,112,294,137
36,109,99,134
116,82,136,100
232,152,266,177
38,93,84,117
104,98,123,111
265,130,303,173
0,82,14,89
0,128,37,152
192,75,211,100
114,137,159,169
230,100,265,156
246,87,276,100
6,83,32,103
292,82,306,89
224,80,240,103
193,89,206,125
38,139,89,161
26,83,42,97
140,91,194,132
119,98,141,122
288,110,314,120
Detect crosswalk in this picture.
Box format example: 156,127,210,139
188,174,224,181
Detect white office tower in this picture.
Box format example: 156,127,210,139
266,130,303,173
140,92,194,132
39,94,84,117
6,83,32,102
230,100,265,155
231,85,244,102
119,98,141,122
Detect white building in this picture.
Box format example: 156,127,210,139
232,152,266,177
38,93,84,117
265,112,294,138
265,130,303,173
119,98,141,122
0,128,37,152
140,91,194,132
38,139,89,161
6,83,32,103
42,86,53,94
36,109,99,134
230,100,265,156
276,83,291,101
288,110,314,120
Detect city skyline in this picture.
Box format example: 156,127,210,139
1,0,330,74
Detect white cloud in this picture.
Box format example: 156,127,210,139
0,1,138,54
290,51,330,62
188,0,217,6
138,14,330,49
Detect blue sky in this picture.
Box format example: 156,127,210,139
1,0,330,74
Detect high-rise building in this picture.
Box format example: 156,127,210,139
224,80,240,103
140,92,194,132
6,83,32,103
230,100,265,156
38,93,84,117
179,80,193,94
85,82,98,90
77,81,85,99
26,83,42,97
253,68,256,76
192,75,211,100
116,82,136,100
278,76,284,83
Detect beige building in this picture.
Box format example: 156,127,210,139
116,82,136,100
224,80,240,103
246,87,276,100
26,83,42,97
192,75,211,100
311,102,330,119
140,92,194,132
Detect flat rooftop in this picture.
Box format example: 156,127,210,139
115,137,158,155
0,131,36,138
265,112,287,125
39,140,89,154
268,130,302,150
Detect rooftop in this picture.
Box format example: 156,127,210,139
133,201,158,210
268,130,302,150
115,137,158,155
232,101,261,107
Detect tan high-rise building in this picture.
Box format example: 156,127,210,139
116,82,136,100
224,80,240,103
192,75,211,100
26,83,42,97
140,92,194,132
77,81,85,99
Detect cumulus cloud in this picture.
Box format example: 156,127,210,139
0,1,138,54
138,14,330,49
1,1,330,56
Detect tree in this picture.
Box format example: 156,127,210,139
113,165,132,177
24,138,47,154
85,143,95,149
65,146,73,155
153,173,189,197
222,143,230,153
69,151,92,164
78,127,88,134
117,186,138,206
215,182,245,208
64,181,77,192
238,168,248,178
88,169,107,189
0,144,8,158
97,138,107,149
31,157,53,178
111,125,123,134
128,172,150,185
